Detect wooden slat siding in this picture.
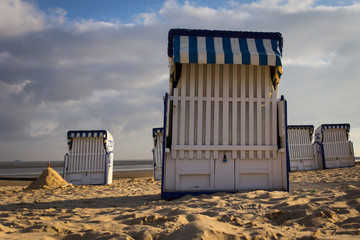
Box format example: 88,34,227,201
271,87,277,159
98,138,102,171
77,138,82,172
92,138,97,171
232,65,238,159
73,138,78,172
205,65,212,159
223,64,229,147
85,138,89,172
189,64,196,159
214,64,220,145
92,138,96,171
85,138,91,170
264,67,271,159
248,65,254,159
257,66,262,159
240,65,246,159
69,141,73,172
197,64,204,159
213,64,220,160
179,64,187,159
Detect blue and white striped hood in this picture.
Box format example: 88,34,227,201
168,29,283,87
314,124,350,142
288,125,314,140
67,130,114,152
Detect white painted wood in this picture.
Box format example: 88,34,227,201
223,64,229,146
248,65,254,159
197,64,204,159
240,65,246,159
232,65,238,159
214,64,220,146
164,63,287,193
288,128,318,171
65,136,111,185
205,65,212,159
256,66,262,159
189,64,195,159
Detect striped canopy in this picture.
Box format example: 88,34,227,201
67,130,111,151
320,124,350,133
288,125,314,137
168,29,284,87
314,124,350,143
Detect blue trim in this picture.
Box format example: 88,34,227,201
255,38,267,66
222,37,233,64
189,35,198,63
206,37,216,64
160,93,168,198
173,35,180,63
238,38,251,65
168,28,283,58
271,39,282,66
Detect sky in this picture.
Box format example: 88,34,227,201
1,0,360,162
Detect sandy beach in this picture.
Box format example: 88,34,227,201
0,164,359,240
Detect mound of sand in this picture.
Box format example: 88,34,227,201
26,167,70,190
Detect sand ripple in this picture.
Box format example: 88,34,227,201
0,164,360,239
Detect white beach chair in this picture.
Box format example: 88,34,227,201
314,124,355,169
63,130,114,185
152,128,163,181
287,125,319,171
160,29,289,199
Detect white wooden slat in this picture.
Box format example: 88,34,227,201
189,64,195,159
248,65,254,159
232,65,238,159
205,65,212,159
85,138,90,171
256,66,262,159
264,68,271,159
179,64,187,159
214,64,220,146
240,65,246,159
223,64,229,146
197,64,203,159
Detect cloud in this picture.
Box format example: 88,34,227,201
0,0,45,39
0,0,360,161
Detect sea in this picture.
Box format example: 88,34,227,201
0,160,153,179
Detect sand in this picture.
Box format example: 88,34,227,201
0,164,359,240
